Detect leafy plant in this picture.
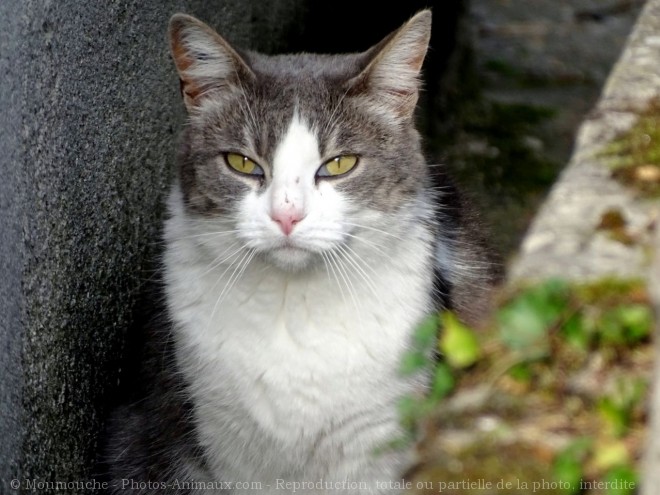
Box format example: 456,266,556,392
439,312,480,369
399,277,652,493
498,278,568,356
553,437,592,494
602,464,637,495
598,378,647,437
597,304,652,346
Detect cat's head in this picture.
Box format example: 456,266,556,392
169,11,432,271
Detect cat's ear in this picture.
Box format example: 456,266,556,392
169,14,254,111
348,10,432,120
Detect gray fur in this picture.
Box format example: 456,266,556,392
104,11,498,493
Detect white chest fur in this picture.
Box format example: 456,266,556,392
163,192,435,493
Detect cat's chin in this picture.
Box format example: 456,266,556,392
267,246,316,272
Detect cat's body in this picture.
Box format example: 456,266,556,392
105,11,497,494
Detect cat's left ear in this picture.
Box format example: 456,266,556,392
348,10,432,120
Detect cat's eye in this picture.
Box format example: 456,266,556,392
225,153,264,177
316,155,359,178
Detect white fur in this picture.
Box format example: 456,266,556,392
163,116,435,494
237,114,342,271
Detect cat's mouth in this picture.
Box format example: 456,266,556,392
275,242,314,258
267,239,317,271
275,235,312,251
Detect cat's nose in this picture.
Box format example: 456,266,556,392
270,209,305,236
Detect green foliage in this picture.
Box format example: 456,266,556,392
603,465,637,495
399,351,428,377
601,101,660,196
430,362,455,401
413,314,440,348
398,277,652,490
400,314,440,377
597,378,647,437
507,362,534,382
397,311,479,434
497,278,652,354
560,313,589,349
397,396,422,431
597,305,652,346
553,437,592,494
498,279,568,356
397,314,448,431
439,312,481,369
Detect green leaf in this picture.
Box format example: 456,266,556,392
497,279,568,355
593,441,630,471
598,397,629,437
561,313,589,349
413,314,440,348
498,298,549,354
603,465,637,495
508,362,533,382
599,304,652,346
397,396,422,429
616,304,652,343
439,312,481,369
430,361,455,400
598,378,647,437
553,437,592,494
399,351,428,376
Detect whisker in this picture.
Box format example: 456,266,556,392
338,244,380,289
341,232,390,258
172,230,241,241
186,217,237,225
198,242,242,277
206,248,255,331
341,222,406,242
327,249,362,317
220,248,258,307
320,251,349,309
334,246,384,314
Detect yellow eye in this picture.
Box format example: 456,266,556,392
318,155,359,178
226,153,263,176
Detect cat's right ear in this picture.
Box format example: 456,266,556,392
347,10,432,121
169,14,254,111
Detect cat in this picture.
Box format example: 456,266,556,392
104,9,497,494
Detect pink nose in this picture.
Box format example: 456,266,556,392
271,210,305,236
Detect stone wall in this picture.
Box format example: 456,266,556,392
507,0,660,491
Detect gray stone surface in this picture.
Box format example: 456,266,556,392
0,0,306,487
506,0,660,492
509,0,660,283
0,0,27,486
647,230,660,495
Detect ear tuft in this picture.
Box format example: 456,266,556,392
169,14,253,111
350,10,432,120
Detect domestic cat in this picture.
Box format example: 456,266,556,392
105,10,497,494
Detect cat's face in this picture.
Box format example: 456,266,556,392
169,12,431,271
